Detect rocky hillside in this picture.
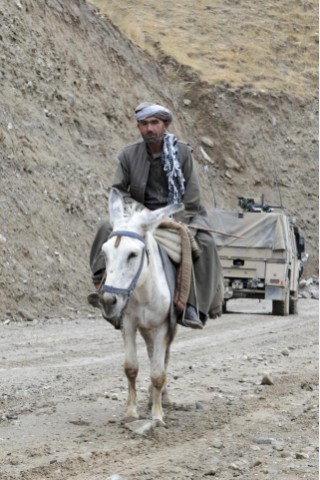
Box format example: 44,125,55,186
0,0,318,321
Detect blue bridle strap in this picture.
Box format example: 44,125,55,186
108,230,146,244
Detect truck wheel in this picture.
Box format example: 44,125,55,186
222,301,228,313
289,296,298,315
272,285,289,316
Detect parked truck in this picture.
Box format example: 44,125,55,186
209,198,307,316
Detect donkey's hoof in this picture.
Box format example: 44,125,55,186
124,413,139,422
153,418,166,427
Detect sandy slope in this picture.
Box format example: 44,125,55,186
0,1,318,321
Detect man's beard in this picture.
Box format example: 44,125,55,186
142,132,164,144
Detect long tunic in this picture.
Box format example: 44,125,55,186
90,139,223,318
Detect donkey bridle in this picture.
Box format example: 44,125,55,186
100,230,150,320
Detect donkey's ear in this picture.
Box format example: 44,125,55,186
138,203,184,234
158,203,185,219
108,187,125,227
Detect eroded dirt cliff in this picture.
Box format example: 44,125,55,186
0,0,318,321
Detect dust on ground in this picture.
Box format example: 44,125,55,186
0,299,318,479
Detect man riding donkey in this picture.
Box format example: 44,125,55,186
88,102,223,329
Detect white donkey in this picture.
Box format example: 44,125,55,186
99,187,183,424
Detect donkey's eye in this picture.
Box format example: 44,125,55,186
128,252,137,262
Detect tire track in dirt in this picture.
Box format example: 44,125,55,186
0,299,318,479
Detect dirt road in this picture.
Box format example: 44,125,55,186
0,299,318,480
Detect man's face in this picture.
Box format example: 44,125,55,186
137,116,167,144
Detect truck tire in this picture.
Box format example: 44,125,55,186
289,296,298,315
272,284,289,316
222,300,228,314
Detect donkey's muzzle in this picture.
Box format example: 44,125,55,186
100,291,117,312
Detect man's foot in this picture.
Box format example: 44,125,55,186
87,291,100,308
182,304,203,329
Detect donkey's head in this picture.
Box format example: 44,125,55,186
99,188,183,324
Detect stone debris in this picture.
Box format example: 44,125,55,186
224,156,243,172
295,452,310,459
125,419,160,436
299,277,319,299
200,146,214,164
281,348,290,356
261,374,274,385
254,437,276,445
200,136,214,148
204,469,217,476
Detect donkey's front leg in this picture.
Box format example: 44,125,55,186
150,327,169,425
122,326,139,420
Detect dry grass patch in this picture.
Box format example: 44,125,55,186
92,0,318,98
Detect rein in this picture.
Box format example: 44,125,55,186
100,230,149,320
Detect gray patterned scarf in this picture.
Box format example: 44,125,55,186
162,133,185,205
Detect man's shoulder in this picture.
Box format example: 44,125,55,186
177,139,193,153
121,139,144,154
118,140,146,164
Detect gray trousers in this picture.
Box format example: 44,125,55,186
89,220,223,317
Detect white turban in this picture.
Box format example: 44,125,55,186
134,102,173,123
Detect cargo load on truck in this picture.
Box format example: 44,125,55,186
208,198,307,316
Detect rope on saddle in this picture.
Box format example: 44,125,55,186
154,220,199,312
